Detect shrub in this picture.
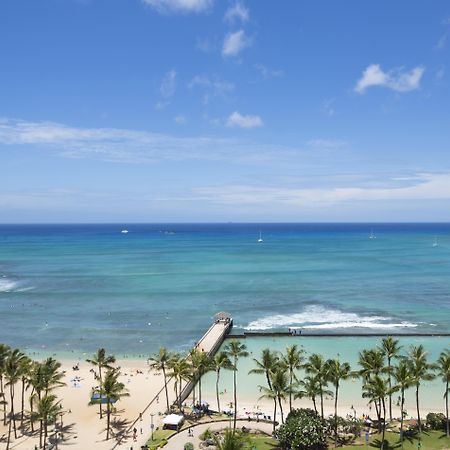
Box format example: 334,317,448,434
200,428,212,441
184,443,194,450
426,412,446,430
275,408,327,450
159,439,168,448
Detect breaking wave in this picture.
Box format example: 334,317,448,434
244,306,418,331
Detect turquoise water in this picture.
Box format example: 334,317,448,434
201,336,450,412
0,224,449,355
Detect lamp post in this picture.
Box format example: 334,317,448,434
150,414,155,441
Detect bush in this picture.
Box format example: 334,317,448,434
200,428,212,441
426,412,446,430
159,439,168,448
184,443,194,450
325,416,364,437
275,408,327,450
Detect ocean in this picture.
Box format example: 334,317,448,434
0,223,449,357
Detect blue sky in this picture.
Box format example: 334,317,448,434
1,0,449,222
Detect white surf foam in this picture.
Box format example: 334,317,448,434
244,305,418,331
0,278,19,293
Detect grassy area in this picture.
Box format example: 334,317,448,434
245,433,280,449
146,428,174,449
340,430,450,450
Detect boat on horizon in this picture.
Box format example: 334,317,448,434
121,229,129,234
433,236,438,247
257,231,263,243
369,229,376,240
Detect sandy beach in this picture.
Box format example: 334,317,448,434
1,354,446,450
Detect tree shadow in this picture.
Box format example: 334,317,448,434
109,416,132,441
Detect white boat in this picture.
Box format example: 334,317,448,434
121,229,129,234
432,236,438,247
369,229,376,239
257,231,263,243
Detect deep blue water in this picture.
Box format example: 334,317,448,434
0,223,449,355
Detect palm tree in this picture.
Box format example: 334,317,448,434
409,345,435,432
31,394,61,449
168,354,191,411
249,348,279,391
191,350,213,406
326,358,354,447
259,384,278,432
295,375,327,414
224,340,249,430
435,349,450,437
18,355,32,428
281,345,304,412
5,348,26,449
392,359,414,443
98,368,129,440
86,348,116,419
214,352,232,413
0,344,10,425
214,429,247,450
304,353,329,419
148,347,172,413
249,348,279,425
381,336,401,421
271,368,290,424
362,375,389,448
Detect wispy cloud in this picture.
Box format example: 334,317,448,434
193,173,450,207
307,138,346,149
0,118,292,164
224,2,249,24
142,0,213,14
355,64,425,94
155,69,177,109
174,115,187,124
321,98,336,116
226,111,263,129
188,75,234,104
222,29,251,57
254,63,284,79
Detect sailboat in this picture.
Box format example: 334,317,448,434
121,229,129,234
432,236,438,247
257,231,263,243
369,229,376,240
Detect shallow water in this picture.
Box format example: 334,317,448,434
0,223,449,354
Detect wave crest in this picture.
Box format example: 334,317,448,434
244,306,418,331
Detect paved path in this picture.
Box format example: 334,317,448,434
196,321,230,354
164,420,275,450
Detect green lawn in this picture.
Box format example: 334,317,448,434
245,433,280,449
146,428,174,449
340,430,450,450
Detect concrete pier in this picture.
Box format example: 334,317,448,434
178,313,233,404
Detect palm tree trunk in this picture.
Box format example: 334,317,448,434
334,384,338,448
30,388,35,432
374,400,381,432
44,420,48,449
106,401,110,440
445,380,449,437
416,384,421,432
388,358,392,422
10,384,17,439
39,418,43,449
273,398,277,433
99,366,103,419
233,365,237,430
400,388,405,443
1,375,6,426
216,369,221,413
381,396,386,450
20,378,25,428
198,375,202,406
289,370,293,412
6,410,12,450
312,396,317,413
319,382,324,419
162,365,170,413
278,395,284,424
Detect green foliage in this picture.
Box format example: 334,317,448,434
184,443,194,450
275,408,327,450
325,416,364,438
426,412,447,430
200,427,213,440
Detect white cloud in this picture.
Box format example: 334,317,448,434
174,115,187,124
321,98,336,116
254,64,284,79
188,75,234,104
222,30,251,57
224,2,249,24
354,64,425,94
194,173,450,207
160,69,177,98
142,0,213,14
226,111,263,129
307,138,346,149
